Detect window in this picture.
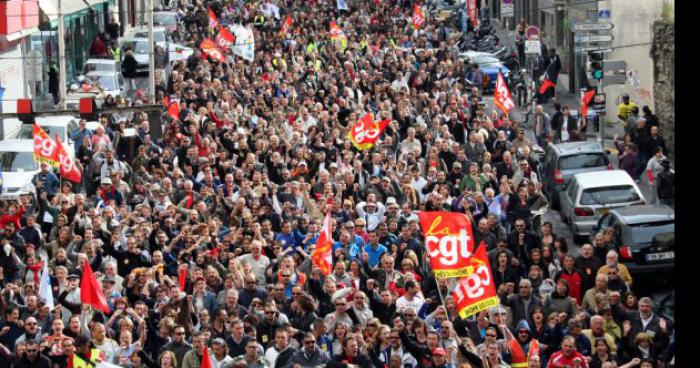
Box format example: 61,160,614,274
627,221,674,244
579,185,640,206
557,153,608,171
0,152,38,172
18,124,67,142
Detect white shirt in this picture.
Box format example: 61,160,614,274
395,294,425,315
211,353,233,368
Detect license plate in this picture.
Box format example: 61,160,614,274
645,252,674,261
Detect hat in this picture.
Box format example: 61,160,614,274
298,161,307,167
381,176,391,182
453,162,462,168
329,163,338,169
101,177,112,185
386,197,397,205
432,348,447,356
67,271,80,280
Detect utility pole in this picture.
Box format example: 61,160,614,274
147,0,156,103
597,77,604,145
57,0,67,110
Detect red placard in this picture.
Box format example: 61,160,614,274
418,211,475,278
412,4,426,29
453,243,499,318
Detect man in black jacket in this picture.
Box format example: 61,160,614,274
13,340,52,368
121,49,139,95
327,335,373,368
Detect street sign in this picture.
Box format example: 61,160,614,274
501,0,514,16
575,34,614,43
591,93,606,112
603,60,627,74
525,40,541,54
575,46,613,53
572,22,614,31
525,26,540,40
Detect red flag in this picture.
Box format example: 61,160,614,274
201,346,212,368
80,260,110,313
200,39,226,63
647,169,655,185
280,14,293,36
347,114,391,151
167,99,181,121
467,0,478,27
215,26,235,49
493,70,515,115
163,95,169,108
208,8,219,29
539,78,556,95
412,4,426,29
55,134,81,183
33,125,59,167
179,267,187,292
311,209,333,276
418,212,476,278
580,89,596,117
453,242,499,318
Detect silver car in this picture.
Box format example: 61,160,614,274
559,170,646,243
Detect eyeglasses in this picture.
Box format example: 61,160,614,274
274,288,284,291
282,274,291,277
26,349,38,353
26,322,37,326
304,340,316,345
265,311,275,315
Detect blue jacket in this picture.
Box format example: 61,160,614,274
70,128,92,154
32,171,59,195
194,291,217,315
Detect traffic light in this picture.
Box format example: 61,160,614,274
588,51,604,80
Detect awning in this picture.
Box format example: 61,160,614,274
41,0,109,19
3,27,39,42
39,0,58,22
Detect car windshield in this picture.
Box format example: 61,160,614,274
18,124,66,141
0,152,37,172
558,153,608,170
473,56,501,67
580,185,640,205
628,221,674,244
154,14,176,25
82,62,115,74
134,31,166,43
86,75,117,90
132,41,149,54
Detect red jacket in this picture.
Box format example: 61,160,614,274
547,350,589,368
0,205,25,230
555,268,584,305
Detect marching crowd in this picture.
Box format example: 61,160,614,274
0,0,675,367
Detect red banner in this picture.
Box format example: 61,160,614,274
208,8,219,29
216,26,235,49
494,70,515,115
348,114,390,151
80,260,110,313
311,210,333,275
418,211,476,278
580,89,596,117
453,243,499,318
280,14,293,36
413,4,426,29
55,134,81,183
467,0,478,27
200,39,226,63
33,125,59,167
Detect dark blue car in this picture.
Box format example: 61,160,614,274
461,51,510,92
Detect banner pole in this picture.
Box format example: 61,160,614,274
436,277,447,307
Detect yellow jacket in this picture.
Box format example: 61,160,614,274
597,264,633,286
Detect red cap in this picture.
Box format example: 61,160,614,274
432,347,447,356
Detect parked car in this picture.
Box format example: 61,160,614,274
460,51,510,91
592,205,674,275
119,37,193,72
538,141,612,210
559,170,646,243
0,140,39,199
131,27,193,63
16,117,79,157
83,71,125,98
153,11,179,33
80,58,121,76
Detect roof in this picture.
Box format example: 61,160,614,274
610,205,675,225
0,139,35,152
86,71,118,78
84,59,118,65
572,170,635,189
552,141,604,155
34,116,79,127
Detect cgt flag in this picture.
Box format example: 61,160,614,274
215,26,235,49
55,134,81,183
208,8,219,29
493,70,515,116
280,15,293,36
33,124,59,167
80,260,110,313
412,4,426,29
418,211,476,278
453,242,499,318
348,114,390,151
329,21,348,51
200,39,226,63
311,208,333,276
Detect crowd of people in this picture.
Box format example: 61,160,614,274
3,0,675,367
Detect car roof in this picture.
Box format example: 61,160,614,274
134,26,166,33
33,116,78,126
84,59,117,65
610,205,675,224
86,71,117,77
572,170,635,189
154,11,177,15
462,51,496,58
0,139,35,152
552,141,604,155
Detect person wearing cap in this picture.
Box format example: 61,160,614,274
355,195,386,232
96,177,125,207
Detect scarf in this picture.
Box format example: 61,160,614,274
26,260,43,284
